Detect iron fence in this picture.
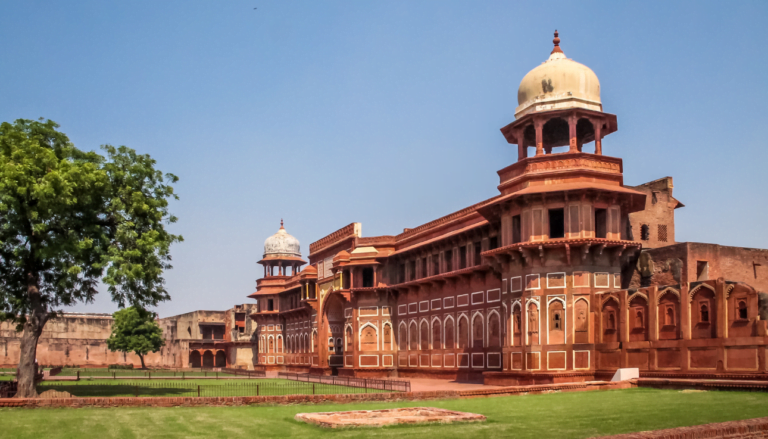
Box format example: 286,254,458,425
277,372,411,392
36,379,389,398
57,368,259,379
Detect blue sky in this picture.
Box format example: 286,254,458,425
2,1,766,317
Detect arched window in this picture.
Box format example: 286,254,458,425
640,224,650,241
553,313,561,330
345,326,353,351
398,323,407,351
739,301,748,319
665,306,675,326
328,337,335,352
636,310,644,328
700,304,709,323
607,313,616,330
335,338,343,354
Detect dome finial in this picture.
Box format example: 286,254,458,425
551,29,563,54
280,218,284,229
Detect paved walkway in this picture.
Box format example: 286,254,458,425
408,378,499,392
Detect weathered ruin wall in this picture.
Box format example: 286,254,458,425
628,177,678,250
629,243,768,292
0,314,183,368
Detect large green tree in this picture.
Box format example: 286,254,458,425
106,306,165,369
0,119,181,397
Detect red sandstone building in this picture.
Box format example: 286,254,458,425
249,33,768,384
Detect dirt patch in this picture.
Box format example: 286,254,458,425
294,407,486,428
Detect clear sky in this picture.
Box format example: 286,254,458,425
2,1,767,317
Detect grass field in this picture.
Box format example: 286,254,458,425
2,388,768,438
37,378,387,397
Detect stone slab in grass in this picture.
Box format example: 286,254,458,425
295,407,486,428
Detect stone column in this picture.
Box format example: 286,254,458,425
648,286,658,342
534,118,544,156
569,113,578,152
716,278,726,339
594,120,603,155
517,128,527,161
681,283,691,340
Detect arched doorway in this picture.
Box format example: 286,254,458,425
215,350,226,368
202,350,214,368
189,351,201,368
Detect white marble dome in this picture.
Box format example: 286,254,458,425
263,221,301,258
516,31,602,118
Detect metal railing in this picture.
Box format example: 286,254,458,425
277,372,411,392
36,379,389,398
57,368,250,379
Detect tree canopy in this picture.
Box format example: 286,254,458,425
107,306,165,369
0,119,181,396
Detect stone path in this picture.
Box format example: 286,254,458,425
408,378,499,392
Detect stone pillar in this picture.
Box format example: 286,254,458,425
534,118,544,156
681,283,691,340
716,278,727,339
648,286,659,342
594,120,602,155
568,113,578,152
518,128,527,161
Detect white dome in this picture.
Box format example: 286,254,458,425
515,31,602,118
263,221,301,258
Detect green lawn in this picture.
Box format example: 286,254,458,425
2,388,768,438
37,378,387,397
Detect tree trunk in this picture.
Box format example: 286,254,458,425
138,353,146,369
15,277,48,398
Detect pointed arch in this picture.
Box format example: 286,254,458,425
547,297,566,345
443,315,455,349
419,318,430,350
601,294,620,307
688,283,716,303
431,316,442,350
526,298,540,345
345,323,354,351
627,292,649,307
573,297,590,343
457,313,470,349
398,321,408,351
409,320,419,351
471,311,484,348
657,287,681,305
382,321,393,351
487,309,501,348
359,321,379,351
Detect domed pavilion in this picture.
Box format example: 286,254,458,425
259,220,306,277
